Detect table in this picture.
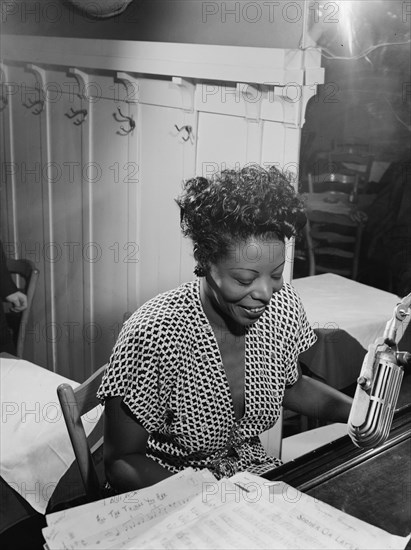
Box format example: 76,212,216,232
0,355,103,543
293,274,411,389
264,404,411,545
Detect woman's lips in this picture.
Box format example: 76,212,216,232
240,305,266,316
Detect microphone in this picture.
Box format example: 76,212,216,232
347,293,411,449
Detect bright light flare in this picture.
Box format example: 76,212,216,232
336,0,355,55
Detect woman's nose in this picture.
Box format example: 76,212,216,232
252,278,282,303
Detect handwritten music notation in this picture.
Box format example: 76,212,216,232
42,469,411,550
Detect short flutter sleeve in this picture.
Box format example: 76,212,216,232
97,311,176,433
270,283,317,387
294,291,317,357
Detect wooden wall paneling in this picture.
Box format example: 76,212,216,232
134,76,194,111
117,74,140,345
194,83,250,118
2,65,50,366
261,121,297,171
260,120,300,284
1,39,324,378
195,111,250,178
124,99,140,324
41,68,86,379
194,85,302,286
243,85,264,166
0,64,13,244
260,83,319,283
133,75,197,299
0,109,10,240
82,74,139,377
137,100,197,305
171,79,197,288
260,83,319,176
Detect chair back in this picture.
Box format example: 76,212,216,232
304,211,363,280
5,258,40,358
307,171,359,195
327,151,374,192
57,364,107,501
259,408,283,458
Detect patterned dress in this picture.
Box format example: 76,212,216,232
97,279,316,478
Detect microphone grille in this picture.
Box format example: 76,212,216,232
348,358,403,449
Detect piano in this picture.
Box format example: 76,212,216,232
265,404,411,545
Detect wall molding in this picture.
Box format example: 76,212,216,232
2,35,324,87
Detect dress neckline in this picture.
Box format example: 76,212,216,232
192,278,248,423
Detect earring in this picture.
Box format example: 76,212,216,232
194,265,207,277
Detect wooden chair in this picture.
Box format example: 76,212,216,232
260,406,348,461
57,364,107,502
4,258,40,358
304,210,364,280
281,422,348,463
327,151,374,192
297,172,361,279
307,171,359,195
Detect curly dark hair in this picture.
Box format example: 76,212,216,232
176,164,306,276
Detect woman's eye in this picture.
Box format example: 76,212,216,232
236,279,253,286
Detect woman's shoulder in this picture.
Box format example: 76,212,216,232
123,280,199,334
141,280,197,312
266,281,304,320
274,280,303,305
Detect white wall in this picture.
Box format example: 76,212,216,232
0,35,323,379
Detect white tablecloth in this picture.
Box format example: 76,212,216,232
293,274,404,350
0,357,102,514
292,274,409,389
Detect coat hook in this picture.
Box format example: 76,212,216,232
114,106,135,135
174,124,193,142
65,107,88,125
22,96,44,115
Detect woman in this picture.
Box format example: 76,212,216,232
97,165,352,492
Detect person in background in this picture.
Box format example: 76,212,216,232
360,158,411,297
97,165,353,492
0,240,28,354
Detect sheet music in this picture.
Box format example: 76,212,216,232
135,495,411,550
121,478,244,549
126,473,411,550
43,469,411,550
231,473,411,550
42,468,217,550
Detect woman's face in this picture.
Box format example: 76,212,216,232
204,236,286,327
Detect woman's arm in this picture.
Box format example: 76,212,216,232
283,372,353,423
103,396,173,492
